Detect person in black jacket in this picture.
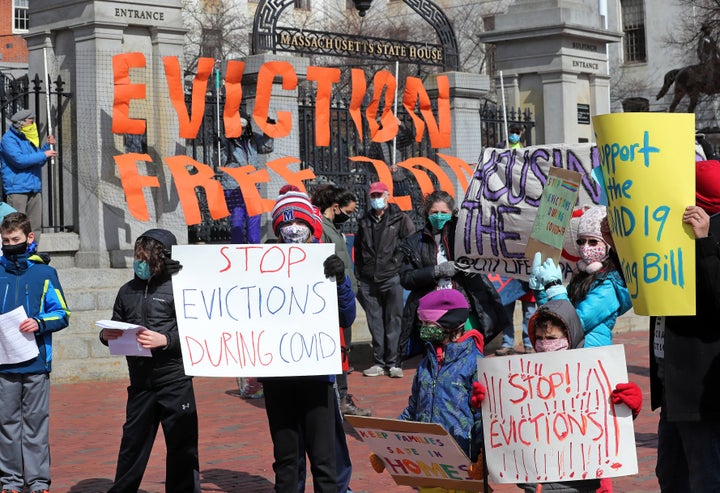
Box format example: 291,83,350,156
398,190,509,365
651,159,720,492
355,181,415,378
99,229,200,493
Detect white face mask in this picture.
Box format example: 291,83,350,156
370,197,386,210
279,223,311,243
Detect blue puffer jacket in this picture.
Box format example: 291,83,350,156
0,248,70,374
537,270,631,347
399,330,484,461
0,127,51,194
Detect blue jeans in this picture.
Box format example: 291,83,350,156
500,299,535,348
656,405,720,492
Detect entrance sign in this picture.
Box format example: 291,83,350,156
478,345,638,484
345,415,484,491
171,243,341,377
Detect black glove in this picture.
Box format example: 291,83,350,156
266,117,276,125
163,256,183,276
324,254,346,283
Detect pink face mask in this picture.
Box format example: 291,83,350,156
535,338,569,352
576,237,609,273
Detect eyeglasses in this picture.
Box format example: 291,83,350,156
576,238,600,246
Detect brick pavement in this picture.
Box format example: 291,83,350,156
48,330,657,493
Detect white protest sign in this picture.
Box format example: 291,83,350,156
478,345,638,484
454,144,604,281
172,243,341,377
344,416,484,491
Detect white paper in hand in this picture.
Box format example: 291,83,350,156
0,306,40,365
96,320,152,357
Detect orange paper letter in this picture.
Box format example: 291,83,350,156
307,66,341,146
165,155,230,225
164,56,214,139
114,153,161,220
112,53,147,135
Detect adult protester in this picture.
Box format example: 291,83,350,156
355,181,415,378
650,159,720,492
0,110,56,244
220,113,274,244
311,184,370,417
398,190,509,365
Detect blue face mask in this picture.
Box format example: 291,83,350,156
509,133,521,144
428,212,453,231
370,197,386,210
133,259,152,280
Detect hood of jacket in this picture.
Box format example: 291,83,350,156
528,298,585,349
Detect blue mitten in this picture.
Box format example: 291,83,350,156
537,258,562,286
529,252,544,291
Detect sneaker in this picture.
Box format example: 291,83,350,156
2,489,21,493
388,366,404,378
363,364,388,377
524,346,535,354
341,395,372,416
495,346,515,356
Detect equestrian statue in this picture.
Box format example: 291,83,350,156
656,22,720,112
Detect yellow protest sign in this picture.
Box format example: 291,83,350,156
593,113,695,315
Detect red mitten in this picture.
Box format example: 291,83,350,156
611,382,642,418
471,381,486,409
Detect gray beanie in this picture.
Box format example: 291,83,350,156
10,109,34,123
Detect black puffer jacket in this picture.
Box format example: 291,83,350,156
110,272,188,389
398,219,509,362
354,203,415,283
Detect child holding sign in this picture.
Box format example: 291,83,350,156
476,298,642,493
532,206,632,348
370,289,485,492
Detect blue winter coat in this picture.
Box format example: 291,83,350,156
537,270,631,347
0,127,51,194
399,331,484,461
0,249,70,374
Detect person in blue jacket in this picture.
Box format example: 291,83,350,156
0,212,70,493
264,190,355,493
532,205,632,347
371,289,485,492
0,110,56,244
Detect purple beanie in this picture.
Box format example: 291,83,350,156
418,289,469,330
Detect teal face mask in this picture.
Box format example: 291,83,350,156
133,259,152,280
428,212,452,231
419,322,446,345
509,133,521,144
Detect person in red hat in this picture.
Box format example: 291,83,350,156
650,159,720,492
355,181,415,378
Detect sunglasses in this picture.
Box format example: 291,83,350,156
576,238,601,246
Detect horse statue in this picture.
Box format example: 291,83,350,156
656,61,720,112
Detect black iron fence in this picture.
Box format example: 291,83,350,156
480,101,535,148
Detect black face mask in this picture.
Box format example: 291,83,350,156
2,241,27,257
333,210,352,225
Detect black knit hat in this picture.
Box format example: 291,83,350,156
139,229,177,251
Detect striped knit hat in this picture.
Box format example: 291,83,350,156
271,191,319,237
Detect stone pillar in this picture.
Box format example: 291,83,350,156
477,0,621,145
240,53,309,241
26,0,187,267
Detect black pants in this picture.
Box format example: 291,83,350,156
264,378,336,493
109,379,200,493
